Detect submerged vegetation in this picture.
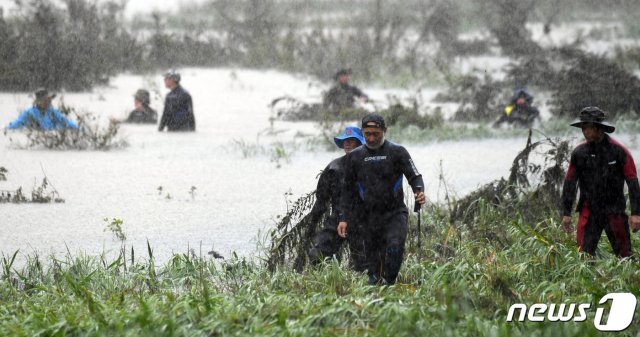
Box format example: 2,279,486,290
2,134,639,336
0,167,64,203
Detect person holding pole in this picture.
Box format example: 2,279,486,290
337,113,426,285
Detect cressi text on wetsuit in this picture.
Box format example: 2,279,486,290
340,140,423,283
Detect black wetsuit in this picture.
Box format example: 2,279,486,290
323,83,367,111
159,85,195,131
561,135,640,257
339,140,424,284
308,156,366,271
125,106,158,124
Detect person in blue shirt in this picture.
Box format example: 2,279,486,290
5,88,79,130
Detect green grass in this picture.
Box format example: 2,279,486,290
1,202,639,336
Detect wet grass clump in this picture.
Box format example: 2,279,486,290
2,207,639,336
2,133,640,336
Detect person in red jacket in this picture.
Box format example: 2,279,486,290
560,107,640,257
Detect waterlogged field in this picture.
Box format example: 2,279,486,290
1,68,640,336
0,68,542,262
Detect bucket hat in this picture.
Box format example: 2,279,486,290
570,106,615,133
334,126,365,148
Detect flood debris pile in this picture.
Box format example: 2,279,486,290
266,191,320,272
434,74,504,122
270,94,443,131
450,131,570,247
378,96,444,129
268,96,366,123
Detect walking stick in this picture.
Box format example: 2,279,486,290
414,186,423,259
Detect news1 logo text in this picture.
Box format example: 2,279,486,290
506,293,637,332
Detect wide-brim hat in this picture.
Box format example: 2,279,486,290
334,126,365,148
570,106,615,133
34,88,56,101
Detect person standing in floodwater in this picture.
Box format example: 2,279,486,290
323,68,368,112
158,70,195,132
560,107,640,257
5,88,78,131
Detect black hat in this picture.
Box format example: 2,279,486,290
34,88,56,101
334,68,352,80
362,113,385,129
570,106,615,133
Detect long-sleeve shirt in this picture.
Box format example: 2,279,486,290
125,106,157,124
561,135,640,216
309,156,346,226
6,106,78,130
339,140,423,223
158,85,195,131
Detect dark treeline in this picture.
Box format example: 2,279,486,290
0,0,487,91
1,0,640,109
0,0,140,91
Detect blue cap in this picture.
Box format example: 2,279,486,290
334,126,365,148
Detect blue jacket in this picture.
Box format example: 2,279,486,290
6,106,79,130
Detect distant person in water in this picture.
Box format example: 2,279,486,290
323,68,368,112
158,70,195,132
5,88,78,131
308,126,367,272
493,87,540,128
124,89,157,124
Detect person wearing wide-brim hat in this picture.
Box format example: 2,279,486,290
322,68,368,112
569,106,615,133
5,88,78,130
561,106,640,258
308,126,367,271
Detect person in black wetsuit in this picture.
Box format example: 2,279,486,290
308,126,367,271
158,70,196,132
323,68,368,112
338,113,426,285
560,107,640,257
